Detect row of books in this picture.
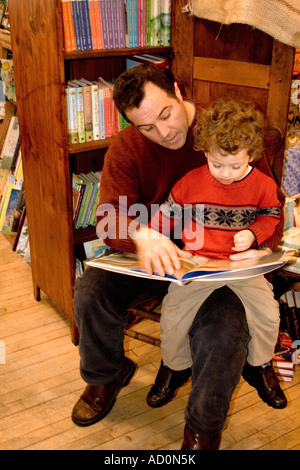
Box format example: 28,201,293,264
0,113,24,237
272,330,299,382
66,76,129,144
72,171,102,229
62,0,171,52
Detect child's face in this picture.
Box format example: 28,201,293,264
205,147,253,185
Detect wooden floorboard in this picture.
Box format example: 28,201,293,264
0,233,299,450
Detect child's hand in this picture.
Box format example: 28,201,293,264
232,230,255,252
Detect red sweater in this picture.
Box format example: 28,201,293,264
97,103,284,253
150,164,281,259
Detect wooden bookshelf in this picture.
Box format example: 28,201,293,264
7,0,294,345
8,0,173,344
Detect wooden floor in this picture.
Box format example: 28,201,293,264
0,234,300,451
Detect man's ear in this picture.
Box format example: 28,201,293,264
174,82,183,101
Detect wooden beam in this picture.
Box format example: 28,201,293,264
193,57,271,90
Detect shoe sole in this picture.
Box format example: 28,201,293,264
146,370,191,408
72,359,136,427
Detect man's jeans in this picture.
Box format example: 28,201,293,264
74,266,250,435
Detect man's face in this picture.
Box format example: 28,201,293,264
125,82,190,150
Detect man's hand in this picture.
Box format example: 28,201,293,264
132,226,192,276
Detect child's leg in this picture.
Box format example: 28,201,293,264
229,277,280,366
160,281,222,370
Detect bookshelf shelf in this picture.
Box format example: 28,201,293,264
64,46,173,61
69,137,112,154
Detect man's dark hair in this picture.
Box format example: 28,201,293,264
113,64,177,120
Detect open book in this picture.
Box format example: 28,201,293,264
86,250,293,286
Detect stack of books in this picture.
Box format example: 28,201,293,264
272,331,296,382
61,0,171,52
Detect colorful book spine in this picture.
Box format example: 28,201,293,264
140,0,147,47
106,0,114,48
77,0,93,50
132,0,138,47
71,0,83,50
94,0,104,49
66,86,79,144
146,0,151,45
73,178,86,227
116,0,126,48
90,82,100,140
127,0,133,47
97,83,106,139
150,0,161,46
99,0,109,48
111,0,119,48
160,0,171,46
88,0,98,49
74,85,86,143
76,173,92,228
72,173,84,219
61,0,77,51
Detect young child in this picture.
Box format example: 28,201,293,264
150,97,282,373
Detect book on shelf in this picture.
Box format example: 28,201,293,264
66,85,79,144
77,0,93,50
86,250,292,286
11,180,25,233
0,173,22,233
150,0,161,46
72,173,86,227
61,0,171,51
94,0,104,49
0,115,19,170
14,209,29,257
71,0,83,50
72,173,84,220
160,0,171,46
0,58,16,102
67,81,86,143
126,53,170,70
0,185,20,234
88,0,98,49
61,0,77,51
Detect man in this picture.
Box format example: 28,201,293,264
72,65,286,450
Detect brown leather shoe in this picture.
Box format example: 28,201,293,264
181,425,221,450
242,361,287,409
146,361,191,408
72,357,136,426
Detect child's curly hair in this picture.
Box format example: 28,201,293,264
193,98,266,161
